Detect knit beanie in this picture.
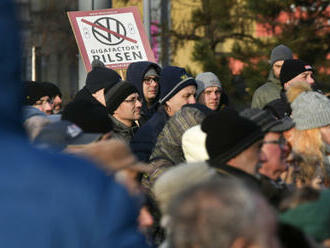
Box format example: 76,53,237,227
182,125,209,162
201,107,264,165
195,72,222,99
104,80,138,114
280,59,313,85
280,189,330,242
85,66,121,94
158,66,197,104
42,82,62,98
24,81,49,105
269,44,293,65
61,100,113,134
287,81,330,130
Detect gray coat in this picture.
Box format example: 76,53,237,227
251,70,282,109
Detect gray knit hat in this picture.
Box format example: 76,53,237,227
196,72,222,99
291,91,330,130
269,44,293,65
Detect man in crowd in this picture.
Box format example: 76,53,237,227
42,81,63,114
201,107,266,187
0,1,150,247
280,59,315,89
23,81,53,119
263,58,315,118
62,60,120,134
104,80,142,142
252,44,293,109
168,178,281,248
240,108,294,206
130,66,197,162
195,72,223,111
126,61,161,125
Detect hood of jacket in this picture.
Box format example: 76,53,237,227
266,69,282,88
126,61,161,103
0,1,24,135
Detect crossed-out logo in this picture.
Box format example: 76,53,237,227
68,7,155,70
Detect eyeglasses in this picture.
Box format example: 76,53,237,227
143,77,159,84
262,135,288,149
123,96,142,104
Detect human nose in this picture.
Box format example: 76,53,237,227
259,150,267,163
135,98,142,107
44,102,53,111
307,75,315,85
188,95,196,104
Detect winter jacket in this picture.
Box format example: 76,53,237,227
109,115,139,143
0,2,149,247
126,61,161,125
251,70,282,109
147,105,210,185
130,107,169,162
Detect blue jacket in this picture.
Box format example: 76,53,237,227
0,1,149,247
130,108,169,162
126,61,161,125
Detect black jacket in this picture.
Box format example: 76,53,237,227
109,115,138,143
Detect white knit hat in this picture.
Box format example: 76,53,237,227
182,125,209,162
291,91,330,130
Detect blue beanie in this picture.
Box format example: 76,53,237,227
158,66,197,104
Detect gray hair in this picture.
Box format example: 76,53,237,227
167,178,276,248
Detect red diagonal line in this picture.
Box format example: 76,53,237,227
81,18,137,43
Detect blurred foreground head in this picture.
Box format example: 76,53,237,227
167,178,280,248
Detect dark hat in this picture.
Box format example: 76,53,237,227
104,80,139,114
34,120,103,150
61,100,113,133
263,98,292,119
158,66,197,104
269,44,293,65
201,107,264,164
85,66,121,94
240,108,294,133
24,81,49,105
280,59,313,85
144,67,159,78
41,81,62,98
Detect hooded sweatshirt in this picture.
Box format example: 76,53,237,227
0,1,149,247
126,61,161,125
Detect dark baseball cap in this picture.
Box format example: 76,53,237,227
240,108,294,133
34,120,103,150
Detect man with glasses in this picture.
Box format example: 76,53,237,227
240,108,294,207
126,61,161,125
104,80,142,143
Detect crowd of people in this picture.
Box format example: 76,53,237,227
2,0,330,247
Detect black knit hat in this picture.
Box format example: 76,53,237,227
42,82,62,98
158,66,197,104
61,100,113,134
201,107,265,165
24,81,49,105
104,80,139,114
85,66,121,94
280,59,313,85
